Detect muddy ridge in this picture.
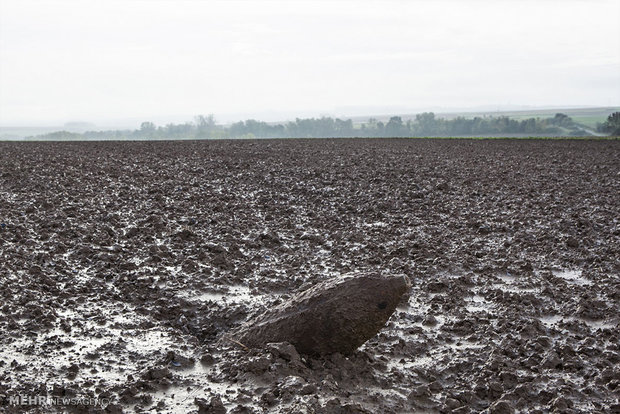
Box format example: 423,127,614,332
0,139,619,413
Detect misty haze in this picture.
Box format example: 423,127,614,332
1,1,619,413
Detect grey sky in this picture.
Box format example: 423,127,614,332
1,0,619,126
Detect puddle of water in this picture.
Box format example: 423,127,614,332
539,315,616,330
539,315,566,327
552,269,591,285
386,338,483,374
0,301,178,389
363,221,389,228
465,305,489,313
496,273,516,284
499,286,538,294
0,332,131,385
465,295,492,313
492,273,538,293
154,364,233,401
177,285,263,304
449,340,485,350
355,385,409,402
124,328,175,353
387,355,434,371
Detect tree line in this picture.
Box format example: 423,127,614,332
597,112,620,136
28,112,616,141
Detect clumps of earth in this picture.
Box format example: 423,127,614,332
0,139,619,413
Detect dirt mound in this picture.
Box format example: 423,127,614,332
229,273,410,355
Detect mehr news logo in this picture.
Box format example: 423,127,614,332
4,394,110,408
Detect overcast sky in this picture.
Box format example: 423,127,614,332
1,0,619,126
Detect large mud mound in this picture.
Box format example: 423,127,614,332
229,273,410,355
0,139,619,413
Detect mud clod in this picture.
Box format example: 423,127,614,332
196,395,227,414
230,273,409,355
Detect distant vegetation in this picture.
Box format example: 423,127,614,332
597,112,620,136
26,112,617,141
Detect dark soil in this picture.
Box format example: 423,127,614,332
0,138,619,413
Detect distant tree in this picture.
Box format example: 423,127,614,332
602,112,620,135
229,121,246,137
164,122,195,138
449,116,472,135
415,112,436,135
523,118,538,134
385,116,405,136
334,118,353,137
140,122,156,136
28,130,84,140
195,114,216,128
195,114,216,138
364,118,378,136
551,113,572,127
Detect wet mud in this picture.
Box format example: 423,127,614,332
0,138,619,413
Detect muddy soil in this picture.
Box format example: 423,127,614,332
0,138,618,413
